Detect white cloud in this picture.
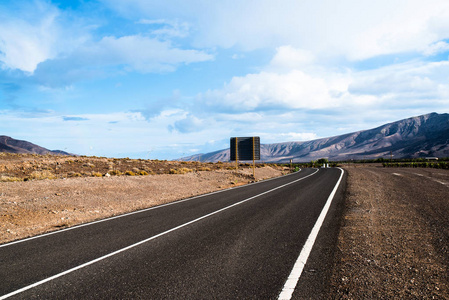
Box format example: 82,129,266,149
32,34,213,87
96,35,212,72
278,132,318,141
423,41,449,56
0,3,60,73
170,113,205,133
0,1,89,73
103,0,449,60
138,19,190,38
0,1,212,81
201,69,347,112
268,46,315,71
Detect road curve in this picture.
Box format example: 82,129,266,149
0,168,345,299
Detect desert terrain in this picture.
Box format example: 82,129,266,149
0,153,287,244
1,154,448,298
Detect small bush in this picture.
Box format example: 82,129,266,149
67,172,82,178
125,171,135,176
29,170,57,180
179,168,193,174
92,172,102,177
169,168,193,174
109,170,122,176
0,175,22,182
197,167,211,171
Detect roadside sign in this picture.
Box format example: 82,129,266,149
230,136,260,178
230,137,260,161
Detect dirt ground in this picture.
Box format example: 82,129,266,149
330,166,449,299
1,154,448,298
0,154,286,245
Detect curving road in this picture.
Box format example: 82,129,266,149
0,168,345,299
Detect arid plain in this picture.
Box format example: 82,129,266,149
1,154,448,298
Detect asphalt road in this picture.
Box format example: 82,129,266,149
0,168,346,299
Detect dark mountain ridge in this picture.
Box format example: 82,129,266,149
0,136,71,155
181,112,449,162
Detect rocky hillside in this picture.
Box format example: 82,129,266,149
182,113,449,162
0,136,71,155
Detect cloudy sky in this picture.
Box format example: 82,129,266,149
1,0,449,159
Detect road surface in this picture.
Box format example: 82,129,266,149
0,168,345,299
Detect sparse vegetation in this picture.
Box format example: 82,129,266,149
0,152,287,181
169,168,193,174
67,172,82,178
109,170,122,176
383,161,449,169
197,167,211,171
29,170,57,180
0,175,22,182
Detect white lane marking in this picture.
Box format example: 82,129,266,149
435,180,448,186
392,173,402,176
278,168,344,300
0,169,302,248
0,169,319,299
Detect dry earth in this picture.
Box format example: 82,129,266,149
330,166,449,299
2,154,448,298
0,154,286,245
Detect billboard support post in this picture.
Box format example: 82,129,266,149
235,137,239,170
252,137,256,178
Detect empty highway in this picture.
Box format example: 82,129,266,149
0,168,345,299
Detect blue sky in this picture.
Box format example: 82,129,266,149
1,0,449,159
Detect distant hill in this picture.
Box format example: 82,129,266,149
0,136,72,155
180,112,449,162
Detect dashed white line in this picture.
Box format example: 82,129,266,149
278,168,344,300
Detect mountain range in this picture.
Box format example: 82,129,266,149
181,112,449,162
0,136,71,155
2,113,448,161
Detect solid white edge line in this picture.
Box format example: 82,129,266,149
0,169,302,248
278,167,345,300
0,169,319,299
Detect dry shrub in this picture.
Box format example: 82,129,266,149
125,171,135,176
138,171,149,176
67,172,82,178
170,168,193,174
0,175,22,182
197,167,211,171
91,172,102,177
29,170,57,180
109,170,122,176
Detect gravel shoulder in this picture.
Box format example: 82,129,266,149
330,166,449,299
